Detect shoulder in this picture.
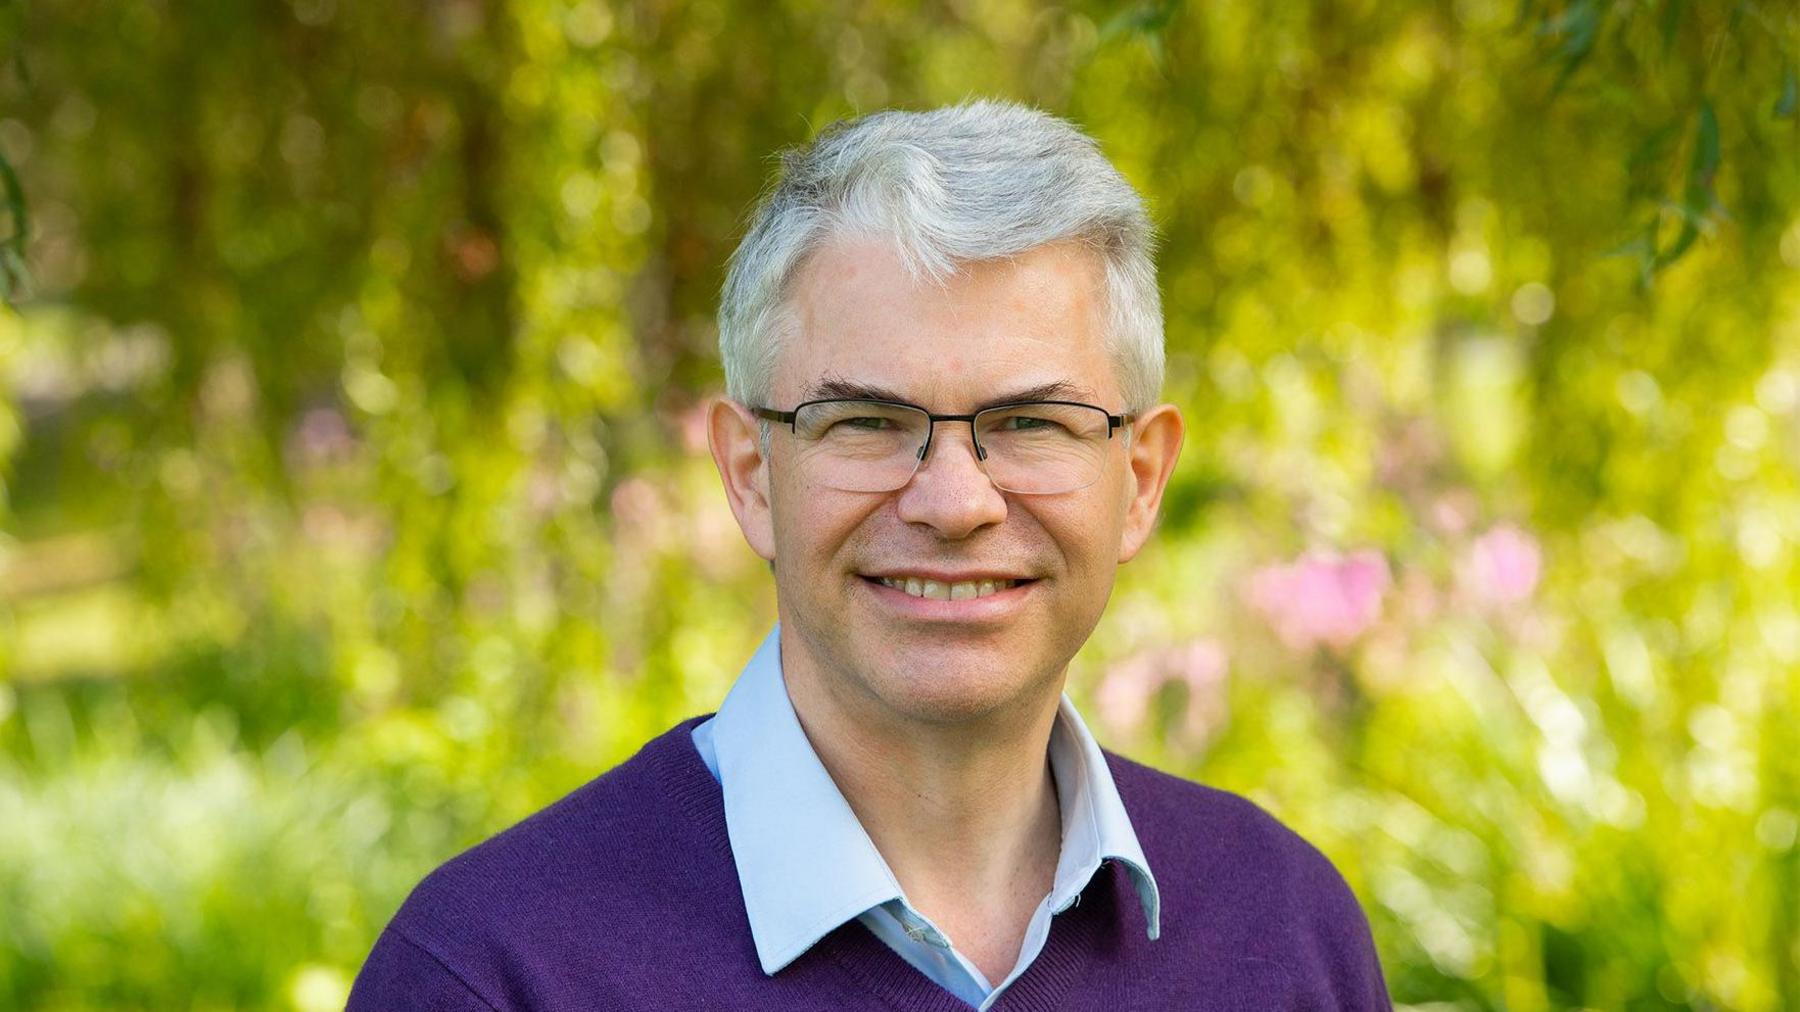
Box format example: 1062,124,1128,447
1104,749,1326,865
1104,750,1392,1008
1105,749,1346,886
356,717,735,1006
411,717,714,908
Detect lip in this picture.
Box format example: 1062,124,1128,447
858,574,1038,622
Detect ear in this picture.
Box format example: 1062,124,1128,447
1117,403,1185,564
707,397,777,561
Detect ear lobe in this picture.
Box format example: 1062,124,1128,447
707,398,778,561
1118,403,1185,564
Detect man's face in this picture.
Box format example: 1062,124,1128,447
713,236,1181,729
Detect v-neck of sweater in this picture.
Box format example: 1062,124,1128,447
654,714,1130,1011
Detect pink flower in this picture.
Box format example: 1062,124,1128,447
609,477,662,528
1245,550,1391,651
1096,640,1230,742
1461,524,1542,605
610,476,672,550
1429,489,1479,536
292,406,356,464
676,400,712,455
1096,653,1160,729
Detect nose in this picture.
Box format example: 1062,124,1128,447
894,424,1007,538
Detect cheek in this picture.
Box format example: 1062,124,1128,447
1032,501,1111,573
770,476,878,565
1041,497,1131,584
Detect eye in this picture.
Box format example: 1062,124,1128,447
997,414,1063,432
836,416,893,431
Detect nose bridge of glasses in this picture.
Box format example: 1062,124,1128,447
916,414,989,467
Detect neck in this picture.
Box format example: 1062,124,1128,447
778,632,1065,919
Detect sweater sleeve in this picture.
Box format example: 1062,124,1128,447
348,927,500,1012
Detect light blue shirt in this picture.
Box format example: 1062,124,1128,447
691,625,1161,1010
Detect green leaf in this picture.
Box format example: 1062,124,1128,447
1644,103,1723,274
1775,64,1798,119
1655,214,1700,270
1625,123,1677,200
0,151,26,300
1098,1,1178,45
1690,101,1719,181
1659,0,1687,54
1537,0,1602,94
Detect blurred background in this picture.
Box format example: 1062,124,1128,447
2,0,1797,1008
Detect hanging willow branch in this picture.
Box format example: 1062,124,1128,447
0,0,25,302
1530,0,1798,283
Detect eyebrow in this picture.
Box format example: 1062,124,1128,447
800,375,1101,410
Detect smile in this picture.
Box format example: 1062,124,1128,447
857,574,1040,621
873,576,1021,600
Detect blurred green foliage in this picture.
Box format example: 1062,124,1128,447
2,0,1798,1008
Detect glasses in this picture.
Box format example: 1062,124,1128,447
753,398,1134,495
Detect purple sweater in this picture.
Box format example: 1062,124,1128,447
349,716,1391,1010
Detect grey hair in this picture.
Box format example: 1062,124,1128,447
718,100,1163,413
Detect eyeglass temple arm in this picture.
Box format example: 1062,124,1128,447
751,407,798,429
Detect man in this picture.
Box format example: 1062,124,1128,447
350,101,1391,1010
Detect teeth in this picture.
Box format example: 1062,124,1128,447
877,577,1018,599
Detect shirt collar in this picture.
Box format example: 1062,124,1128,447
709,624,1161,976
1045,683,1162,940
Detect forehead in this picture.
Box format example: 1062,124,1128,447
777,235,1116,407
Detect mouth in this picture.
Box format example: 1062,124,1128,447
856,572,1039,623
859,574,1038,601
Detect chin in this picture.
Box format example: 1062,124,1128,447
857,649,1049,727
784,598,1072,727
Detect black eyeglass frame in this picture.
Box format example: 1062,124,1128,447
751,397,1135,466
